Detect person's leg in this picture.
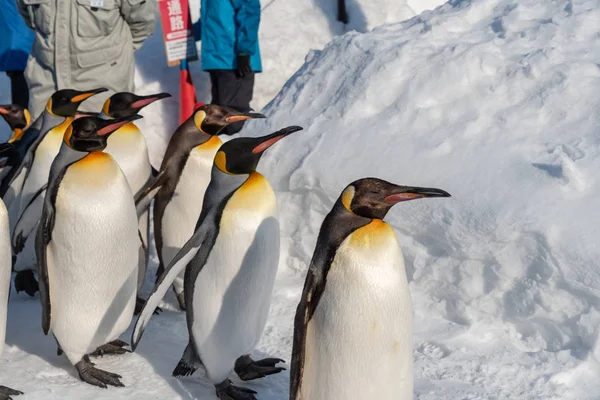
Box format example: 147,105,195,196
210,70,255,135
210,71,219,105
7,71,29,109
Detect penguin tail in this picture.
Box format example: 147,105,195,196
172,343,202,378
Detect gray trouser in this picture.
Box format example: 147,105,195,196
209,70,255,135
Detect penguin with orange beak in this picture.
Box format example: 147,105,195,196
290,178,450,400
133,126,303,400
36,115,142,388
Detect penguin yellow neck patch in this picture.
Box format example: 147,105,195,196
53,117,73,138
348,219,395,249
197,135,222,151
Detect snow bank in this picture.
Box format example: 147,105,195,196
243,0,600,398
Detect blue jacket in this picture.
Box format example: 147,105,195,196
0,0,34,72
198,0,262,72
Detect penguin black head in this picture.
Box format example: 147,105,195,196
339,178,451,219
214,126,303,175
192,104,266,136
0,104,30,133
46,88,108,117
102,92,172,118
64,114,143,152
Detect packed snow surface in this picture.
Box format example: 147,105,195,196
2,0,600,399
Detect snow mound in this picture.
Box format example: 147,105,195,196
242,0,600,397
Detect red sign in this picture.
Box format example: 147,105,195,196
158,0,198,66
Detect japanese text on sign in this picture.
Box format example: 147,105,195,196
158,0,198,66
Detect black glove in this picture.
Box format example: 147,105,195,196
236,53,252,78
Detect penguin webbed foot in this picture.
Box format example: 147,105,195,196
215,379,257,400
0,385,23,400
14,270,39,296
134,296,162,315
75,355,124,388
89,340,131,357
234,355,286,381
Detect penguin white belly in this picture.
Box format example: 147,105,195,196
47,153,138,365
0,200,11,357
301,220,413,400
161,140,220,289
191,173,279,383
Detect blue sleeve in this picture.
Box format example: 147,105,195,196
230,0,260,55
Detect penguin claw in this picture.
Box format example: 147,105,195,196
90,340,131,357
234,355,286,381
14,270,39,296
215,379,257,400
76,356,124,388
0,385,23,400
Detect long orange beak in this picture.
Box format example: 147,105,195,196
71,88,108,103
225,112,266,123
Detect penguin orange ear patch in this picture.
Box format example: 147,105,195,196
214,151,229,173
63,125,74,147
252,135,284,154
341,185,356,213
194,110,207,133
0,108,8,115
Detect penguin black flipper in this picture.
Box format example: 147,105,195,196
134,169,167,218
131,218,218,350
290,202,370,400
36,195,55,335
36,164,72,335
12,183,47,254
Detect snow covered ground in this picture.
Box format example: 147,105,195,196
3,0,600,399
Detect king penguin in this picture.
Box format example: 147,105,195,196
0,104,31,185
0,144,23,400
98,91,171,312
289,178,451,400
132,126,303,400
0,104,40,233
36,115,141,388
135,104,265,311
11,88,108,295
